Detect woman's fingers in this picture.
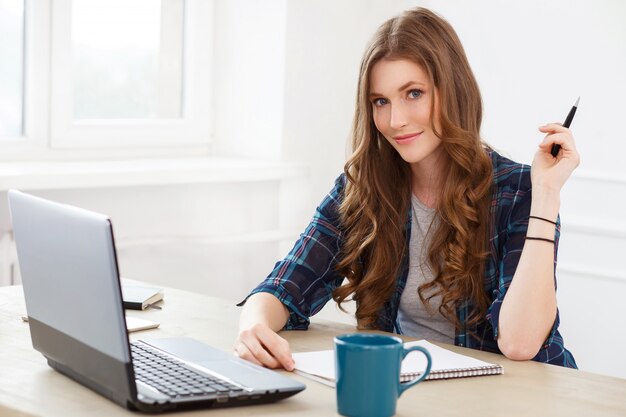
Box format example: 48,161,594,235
255,326,295,371
234,342,264,366
235,324,294,370
537,124,578,157
236,337,280,369
538,132,575,152
531,122,581,191
538,122,565,132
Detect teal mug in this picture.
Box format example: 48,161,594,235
334,334,432,417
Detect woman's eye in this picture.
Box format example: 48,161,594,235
408,89,423,99
372,98,388,106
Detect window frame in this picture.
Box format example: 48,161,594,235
0,0,46,148
0,0,213,158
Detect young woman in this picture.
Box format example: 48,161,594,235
235,7,579,370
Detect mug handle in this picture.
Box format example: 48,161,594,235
397,346,432,397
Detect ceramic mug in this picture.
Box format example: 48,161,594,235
334,334,432,417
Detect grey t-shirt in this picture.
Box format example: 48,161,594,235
397,194,455,344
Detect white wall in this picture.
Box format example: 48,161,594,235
210,0,287,160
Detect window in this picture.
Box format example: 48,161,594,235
72,0,183,120
0,0,212,156
0,0,25,137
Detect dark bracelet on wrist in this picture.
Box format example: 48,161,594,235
524,236,555,244
529,215,557,226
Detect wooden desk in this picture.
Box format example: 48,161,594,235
1,284,625,417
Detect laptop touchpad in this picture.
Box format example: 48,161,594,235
198,359,294,390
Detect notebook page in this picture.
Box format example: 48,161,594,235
401,340,498,374
293,349,335,381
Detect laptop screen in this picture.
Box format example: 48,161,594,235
8,190,131,363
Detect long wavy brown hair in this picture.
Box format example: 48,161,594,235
332,8,493,332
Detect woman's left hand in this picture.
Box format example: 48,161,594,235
531,123,581,192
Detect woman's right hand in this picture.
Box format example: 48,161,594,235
234,323,295,371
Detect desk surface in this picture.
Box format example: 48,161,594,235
1,283,625,417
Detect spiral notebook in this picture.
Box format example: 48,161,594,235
292,340,503,387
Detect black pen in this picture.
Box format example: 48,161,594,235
550,97,580,157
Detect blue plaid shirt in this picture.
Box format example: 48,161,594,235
244,151,577,368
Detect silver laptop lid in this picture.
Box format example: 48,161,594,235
8,190,130,363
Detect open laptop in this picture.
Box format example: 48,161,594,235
8,190,305,413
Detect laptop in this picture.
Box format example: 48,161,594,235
8,190,305,413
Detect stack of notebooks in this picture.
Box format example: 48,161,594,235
292,340,503,387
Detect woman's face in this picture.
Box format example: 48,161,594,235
369,59,444,171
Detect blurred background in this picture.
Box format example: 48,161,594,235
0,0,624,378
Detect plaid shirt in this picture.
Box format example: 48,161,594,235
244,150,577,368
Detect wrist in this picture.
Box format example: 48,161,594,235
530,187,560,220
531,184,561,201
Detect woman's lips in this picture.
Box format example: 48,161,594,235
393,132,422,144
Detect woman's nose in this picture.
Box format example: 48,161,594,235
389,103,408,129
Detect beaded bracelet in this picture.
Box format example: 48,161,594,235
524,236,555,244
529,215,557,226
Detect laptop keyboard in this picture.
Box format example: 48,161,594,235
131,341,245,399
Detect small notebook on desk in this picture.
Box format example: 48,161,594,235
292,340,503,387
125,316,160,333
121,285,164,310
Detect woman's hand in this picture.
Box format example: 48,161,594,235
532,123,581,192
234,323,295,371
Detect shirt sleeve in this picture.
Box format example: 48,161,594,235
237,175,346,330
486,189,575,365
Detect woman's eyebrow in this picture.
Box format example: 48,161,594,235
369,81,427,98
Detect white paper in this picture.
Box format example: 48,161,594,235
400,340,497,373
292,340,502,386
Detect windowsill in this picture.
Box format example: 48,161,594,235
0,157,309,191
